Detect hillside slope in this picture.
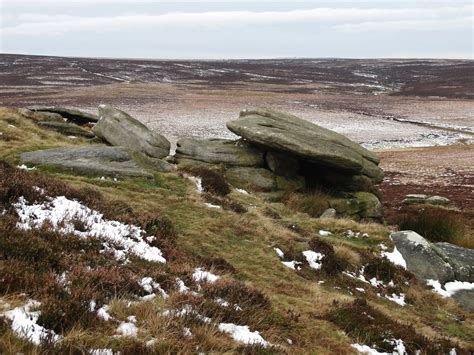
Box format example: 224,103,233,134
0,107,473,354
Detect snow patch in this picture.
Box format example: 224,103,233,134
14,196,166,263
282,261,302,270
218,323,268,347
192,268,220,283
385,293,406,306
116,321,138,337
302,250,324,270
382,246,407,269
427,280,474,297
274,247,284,259
1,300,61,345
319,230,332,236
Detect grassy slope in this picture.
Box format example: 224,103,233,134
0,107,473,354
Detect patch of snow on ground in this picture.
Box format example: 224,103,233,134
274,247,284,258
176,278,190,293
90,349,114,355
188,176,203,193
139,277,168,298
352,343,386,354
116,321,138,337
1,300,61,345
204,202,221,209
385,293,406,306
17,164,36,170
282,261,303,270
236,188,249,195
427,280,474,297
218,323,268,347
382,246,407,269
96,305,113,321
14,196,166,263
302,250,324,270
183,327,192,337
319,230,332,236
193,268,220,283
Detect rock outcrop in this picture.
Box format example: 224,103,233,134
28,106,98,125
175,138,264,167
227,108,383,183
20,146,154,179
403,194,450,206
391,231,474,311
93,105,170,159
37,121,95,138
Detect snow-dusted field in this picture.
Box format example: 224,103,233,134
1,54,473,150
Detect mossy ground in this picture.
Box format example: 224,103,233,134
1,107,473,354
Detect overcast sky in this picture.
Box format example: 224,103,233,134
0,0,472,59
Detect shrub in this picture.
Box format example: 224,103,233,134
396,208,466,244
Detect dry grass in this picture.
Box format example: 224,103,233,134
1,109,473,353
283,190,331,218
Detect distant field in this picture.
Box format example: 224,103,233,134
0,54,473,149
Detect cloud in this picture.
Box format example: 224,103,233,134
2,5,472,36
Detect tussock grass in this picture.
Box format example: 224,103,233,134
395,207,471,247
283,190,330,218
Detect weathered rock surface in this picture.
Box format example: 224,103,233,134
19,108,65,123
435,242,474,282
391,231,474,310
20,146,153,179
28,106,98,125
227,108,382,181
391,231,455,283
37,121,95,138
225,167,304,192
265,151,299,177
402,194,450,206
320,208,337,219
329,192,383,221
93,105,170,159
175,138,264,167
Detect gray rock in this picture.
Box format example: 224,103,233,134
175,138,264,167
426,195,450,206
28,106,98,125
390,231,455,283
402,194,451,206
329,192,383,221
93,105,170,159
133,152,176,173
452,290,474,312
20,146,153,179
265,151,300,177
37,121,95,138
227,108,382,180
320,208,337,219
402,194,428,205
19,108,65,123
225,167,276,192
435,242,474,282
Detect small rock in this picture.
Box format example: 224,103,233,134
426,195,450,206
320,208,337,219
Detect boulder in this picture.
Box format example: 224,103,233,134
93,105,170,159
225,167,276,192
37,121,95,138
20,146,153,179
402,194,450,206
28,106,98,125
426,195,450,206
175,138,264,167
329,192,383,221
320,208,337,219
226,108,382,181
435,242,474,282
390,231,455,283
18,108,65,123
265,151,300,177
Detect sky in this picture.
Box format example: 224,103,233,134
0,0,472,59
